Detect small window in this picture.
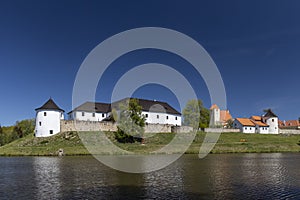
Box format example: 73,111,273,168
275,127,277,129
157,115,159,119
49,130,53,134
272,119,274,122
145,114,148,118
250,128,252,130
82,112,85,116
102,113,105,117
92,113,95,117
175,117,177,120
44,112,47,116
39,121,41,126
166,116,169,120
245,127,247,130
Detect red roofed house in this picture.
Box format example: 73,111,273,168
279,120,300,129
233,109,278,134
210,104,232,128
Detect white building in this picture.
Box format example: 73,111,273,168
209,104,232,128
233,109,278,134
68,102,110,122
69,98,182,126
34,98,64,137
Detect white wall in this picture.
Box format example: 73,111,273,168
233,120,255,133
35,110,63,137
210,108,220,126
256,126,269,134
266,117,279,134
69,111,108,122
142,111,181,126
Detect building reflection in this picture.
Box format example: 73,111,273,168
33,157,62,199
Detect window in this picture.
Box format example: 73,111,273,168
39,121,41,126
157,115,159,119
102,113,105,117
245,127,247,130
92,113,95,117
82,112,85,116
166,116,169,120
272,119,274,122
175,117,177,120
250,128,252,130
145,114,148,118
49,130,53,135
44,112,47,116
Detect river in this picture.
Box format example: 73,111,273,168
0,153,300,199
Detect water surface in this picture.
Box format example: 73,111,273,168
0,153,300,199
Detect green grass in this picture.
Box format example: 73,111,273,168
0,131,300,156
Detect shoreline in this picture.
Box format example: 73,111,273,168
0,131,299,156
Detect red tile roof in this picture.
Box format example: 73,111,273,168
220,110,232,122
250,116,262,121
210,104,219,110
236,118,256,126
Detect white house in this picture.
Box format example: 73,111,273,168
34,98,64,137
68,98,182,126
233,109,278,134
234,118,256,133
68,102,110,122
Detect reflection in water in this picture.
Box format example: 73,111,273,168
1,154,300,199
33,157,62,199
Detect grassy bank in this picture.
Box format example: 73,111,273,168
0,131,300,156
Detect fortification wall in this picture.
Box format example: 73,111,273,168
172,126,193,133
61,120,192,133
204,128,240,133
279,129,300,134
61,120,117,132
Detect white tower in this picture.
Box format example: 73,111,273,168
209,104,220,127
263,109,279,134
35,98,64,137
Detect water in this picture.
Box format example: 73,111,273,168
0,153,300,199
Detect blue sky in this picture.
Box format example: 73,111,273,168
0,0,300,126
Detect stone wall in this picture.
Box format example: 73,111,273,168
279,129,300,134
204,128,240,133
144,124,172,133
60,120,191,133
61,120,117,132
172,126,193,133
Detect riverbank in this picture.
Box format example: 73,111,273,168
0,131,300,156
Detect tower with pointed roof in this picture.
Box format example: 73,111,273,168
35,98,64,137
262,109,279,134
209,104,221,127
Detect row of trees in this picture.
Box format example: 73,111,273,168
0,119,35,146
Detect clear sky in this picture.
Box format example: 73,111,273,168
0,0,300,126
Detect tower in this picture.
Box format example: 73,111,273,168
35,98,64,137
262,109,279,134
210,104,220,127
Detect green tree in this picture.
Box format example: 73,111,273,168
115,99,146,143
183,99,210,130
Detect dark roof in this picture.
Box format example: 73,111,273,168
112,98,181,115
35,98,64,112
69,98,181,115
263,109,278,118
68,102,111,114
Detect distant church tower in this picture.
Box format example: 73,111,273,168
210,104,221,127
35,98,64,137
